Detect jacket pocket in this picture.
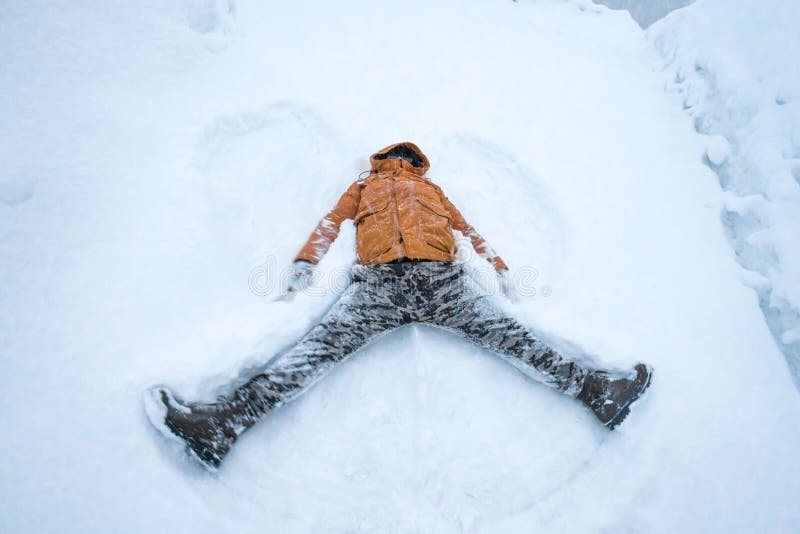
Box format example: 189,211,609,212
355,197,390,223
355,200,395,262
415,196,451,219
414,196,453,253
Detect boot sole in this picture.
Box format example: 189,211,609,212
606,364,653,430
142,387,220,472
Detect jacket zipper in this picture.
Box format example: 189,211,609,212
391,167,405,252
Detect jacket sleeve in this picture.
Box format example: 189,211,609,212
295,181,361,264
443,196,508,271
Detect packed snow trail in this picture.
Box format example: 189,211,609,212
649,0,800,389
1,0,798,532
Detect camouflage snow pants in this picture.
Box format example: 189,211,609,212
233,261,591,418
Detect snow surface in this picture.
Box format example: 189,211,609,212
649,0,800,389
592,0,694,28
1,0,799,532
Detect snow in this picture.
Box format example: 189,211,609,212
705,135,730,166
649,0,800,389
592,0,695,28
1,0,799,532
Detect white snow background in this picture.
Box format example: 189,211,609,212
1,0,798,532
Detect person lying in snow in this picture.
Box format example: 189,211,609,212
145,142,653,469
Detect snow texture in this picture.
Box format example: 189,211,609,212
592,0,694,28
649,0,800,390
1,0,799,532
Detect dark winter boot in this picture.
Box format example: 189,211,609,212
144,386,265,469
577,363,653,430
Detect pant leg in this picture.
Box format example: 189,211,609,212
425,269,590,396
234,269,405,415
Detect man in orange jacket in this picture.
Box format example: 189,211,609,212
146,142,652,469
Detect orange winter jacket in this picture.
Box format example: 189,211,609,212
295,142,507,271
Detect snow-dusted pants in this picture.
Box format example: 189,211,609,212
233,261,590,418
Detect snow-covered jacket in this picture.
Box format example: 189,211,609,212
295,142,507,271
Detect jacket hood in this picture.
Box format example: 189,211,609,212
370,142,430,176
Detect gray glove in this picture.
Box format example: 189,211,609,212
497,269,518,301
287,260,316,294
